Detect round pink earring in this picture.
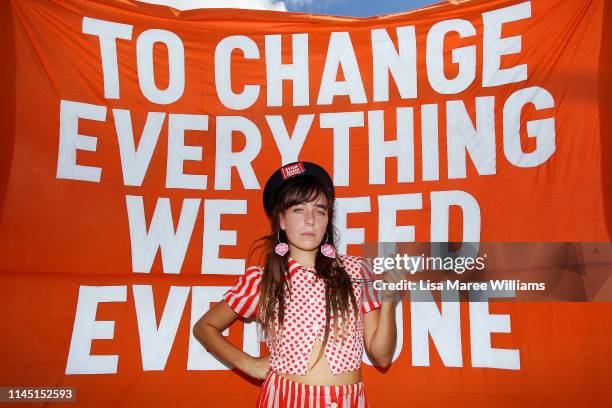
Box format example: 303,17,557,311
320,232,336,258
275,230,289,256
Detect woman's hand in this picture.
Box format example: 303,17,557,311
379,266,407,303
242,355,271,380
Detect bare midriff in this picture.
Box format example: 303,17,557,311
275,340,362,386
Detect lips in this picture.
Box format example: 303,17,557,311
301,232,315,236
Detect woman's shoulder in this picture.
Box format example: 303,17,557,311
244,264,264,277
337,254,370,278
338,253,369,264
223,265,264,319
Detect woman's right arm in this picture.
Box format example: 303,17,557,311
192,301,270,380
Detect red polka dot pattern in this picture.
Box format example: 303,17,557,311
222,254,381,375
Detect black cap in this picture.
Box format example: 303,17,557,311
262,161,334,217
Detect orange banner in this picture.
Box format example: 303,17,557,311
1,0,611,406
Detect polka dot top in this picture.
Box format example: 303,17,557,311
222,254,381,375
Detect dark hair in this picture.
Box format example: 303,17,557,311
252,175,359,366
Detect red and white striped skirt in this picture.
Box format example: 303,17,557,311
256,371,370,408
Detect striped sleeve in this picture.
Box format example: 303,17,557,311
222,266,263,319
358,257,382,314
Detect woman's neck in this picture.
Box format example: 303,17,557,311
288,247,317,268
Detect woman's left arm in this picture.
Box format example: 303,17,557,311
360,257,405,368
363,302,397,368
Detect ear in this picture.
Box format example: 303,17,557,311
279,213,286,231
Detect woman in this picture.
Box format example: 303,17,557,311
193,161,397,407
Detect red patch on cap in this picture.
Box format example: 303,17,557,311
280,162,305,180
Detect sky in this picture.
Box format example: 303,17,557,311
137,0,444,17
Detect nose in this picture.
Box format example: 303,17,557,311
304,209,314,225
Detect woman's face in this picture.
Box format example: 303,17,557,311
280,195,329,253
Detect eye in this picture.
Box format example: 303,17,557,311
292,207,304,213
